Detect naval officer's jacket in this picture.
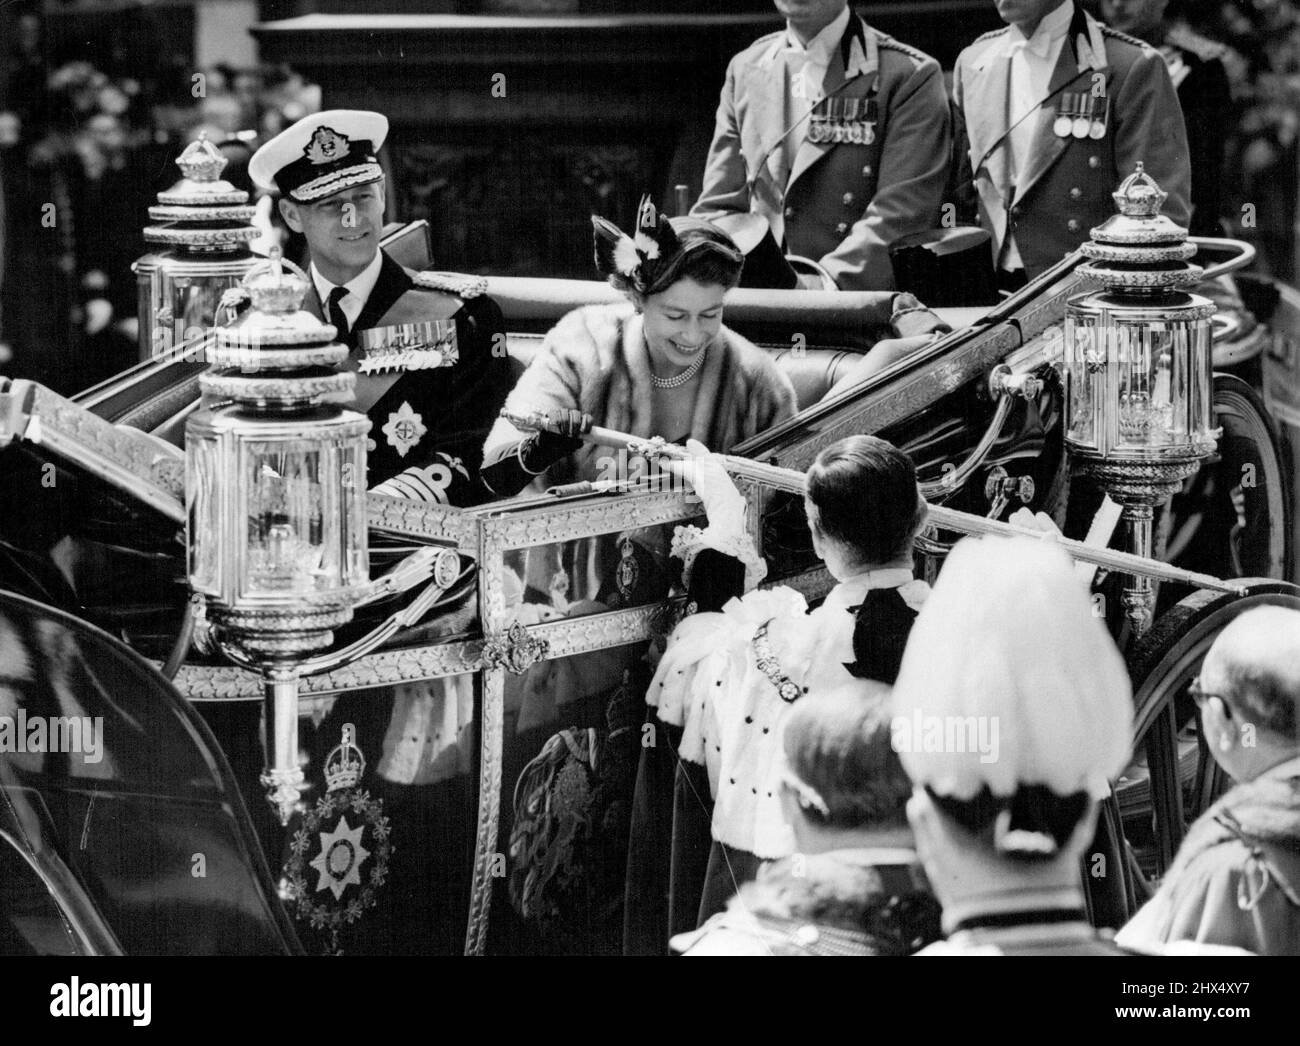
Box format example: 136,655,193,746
692,14,951,291
952,3,1191,280
302,249,513,507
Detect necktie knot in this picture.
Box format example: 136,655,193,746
327,286,350,341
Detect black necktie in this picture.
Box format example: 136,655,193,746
326,285,350,342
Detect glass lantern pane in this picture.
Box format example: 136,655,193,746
1115,321,1176,450
340,440,369,588
186,431,222,595
242,439,339,597
1064,315,1097,448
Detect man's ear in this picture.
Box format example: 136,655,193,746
278,197,304,234
1203,695,1238,752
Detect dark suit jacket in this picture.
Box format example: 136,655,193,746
953,4,1192,280
1160,26,1231,237
304,251,512,506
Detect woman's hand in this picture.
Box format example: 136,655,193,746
544,409,593,444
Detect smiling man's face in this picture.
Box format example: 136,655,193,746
280,181,386,284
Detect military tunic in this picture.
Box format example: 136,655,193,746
952,3,1192,281
302,249,512,506
693,14,951,291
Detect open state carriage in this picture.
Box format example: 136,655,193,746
2,170,1300,955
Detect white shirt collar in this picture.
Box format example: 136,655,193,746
823,566,915,613
1004,0,1073,58
311,250,384,328
784,4,851,64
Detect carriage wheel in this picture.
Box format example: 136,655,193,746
1086,582,1300,926
1165,374,1291,584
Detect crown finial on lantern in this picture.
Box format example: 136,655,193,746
174,132,229,184
1112,162,1168,219
244,246,310,315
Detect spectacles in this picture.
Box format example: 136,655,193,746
1188,676,1231,712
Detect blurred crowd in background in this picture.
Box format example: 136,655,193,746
2,0,1300,393
0,4,319,392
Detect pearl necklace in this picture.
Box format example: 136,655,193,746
649,343,708,389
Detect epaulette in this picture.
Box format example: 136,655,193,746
413,270,489,299
1100,24,1156,52
877,34,935,66
972,27,1009,45
1165,23,1227,62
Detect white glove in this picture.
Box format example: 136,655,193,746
671,439,766,593
1008,507,1061,540
683,438,745,538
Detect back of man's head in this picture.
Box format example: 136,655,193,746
1202,606,1300,775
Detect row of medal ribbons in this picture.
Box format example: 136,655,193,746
1054,91,1109,140
808,96,878,145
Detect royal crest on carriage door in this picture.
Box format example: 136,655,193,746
284,724,392,954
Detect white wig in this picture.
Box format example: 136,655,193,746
892,535,1133,801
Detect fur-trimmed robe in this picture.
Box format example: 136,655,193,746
483,302,797,486
670,848,941,956
1117,759,1300,956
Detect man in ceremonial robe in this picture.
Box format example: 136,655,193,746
692,0,951,291
952,0,1191,287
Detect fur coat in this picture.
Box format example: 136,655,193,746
483,302,797,485
670,847,941,956
1117,758,1300,956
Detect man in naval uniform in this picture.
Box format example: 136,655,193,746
249,109,512,508
952,0,1192,289
692,0,951,291
1100,0,1230,237
248,111,512,954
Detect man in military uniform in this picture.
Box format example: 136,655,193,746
692,0,951,291
249,111,512,954
1100,0,1230,236
952,0,1192,288
249,109,513,507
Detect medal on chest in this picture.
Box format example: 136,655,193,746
808,95,877,146
356,318,459,375
1056,90,1108,140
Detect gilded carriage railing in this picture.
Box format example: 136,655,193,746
6,238,1274,953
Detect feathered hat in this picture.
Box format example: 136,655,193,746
591,195,686,296
892,535,1133,857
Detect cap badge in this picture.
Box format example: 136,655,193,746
304,125,350,166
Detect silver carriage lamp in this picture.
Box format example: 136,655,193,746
133,134,260,360
1063,164,1219,634
186,248,370,824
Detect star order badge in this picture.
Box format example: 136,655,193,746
382,401,427,457
283,724,392,955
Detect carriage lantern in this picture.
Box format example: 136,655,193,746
1063,164,1219,633
185,249,370,823
133,134,260,360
